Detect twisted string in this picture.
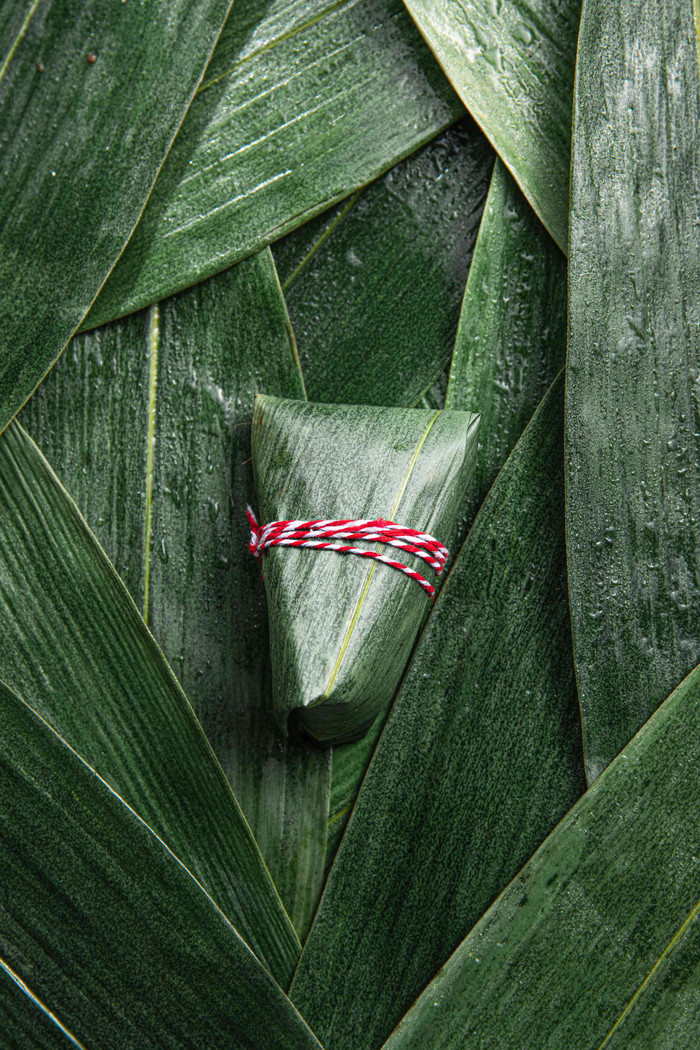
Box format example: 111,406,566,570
246,506,448,598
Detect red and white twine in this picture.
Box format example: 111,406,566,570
246,507,449,598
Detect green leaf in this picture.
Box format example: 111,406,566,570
146,258,329,941
445,159,566,532
290,375,585,1050
0,0,232,434
1,963,77,1049
325,709,387,875
402,0,582,249
21,252,329,947
84,0,464,329
598,908,700,1050
0,419,298,984
274,116,494,408
566,0,700,781
417,370,449,410
383,659,700,1050
19,307,152,604
0,683,323,1050
252,396,479,745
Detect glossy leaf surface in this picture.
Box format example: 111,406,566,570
0,0,232,433
85,0,464,328
22,252,329,946
0,420,298,983
402,0,582,249
0,683,322,1050
275,116,493,407
291,376,585,1050
446,159,566,532
566,0,700,781
146,258,329,942
252,396,479,745
19,307,151,602
385,660,700,1050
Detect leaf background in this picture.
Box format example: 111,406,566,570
2,0,698,1043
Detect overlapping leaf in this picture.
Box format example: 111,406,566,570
567,0,700,780
275,116,493,408
85,0,464,328
291,376,584,1050
385,660,700,1049
325,710,387,874
446,158,566,533
402,0,582,248
0,419,298,983
0,0,232,434
22,251,329,945
0,682,322,1050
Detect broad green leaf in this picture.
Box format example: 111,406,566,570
383,660,700,1050
0,419,298,984
566,0,700,781
291,375,585,1050
252,397,479,746
21,252,329,946
274,117,493,408
0,683,322,1049
84,0,464,329
335,161,565,907
446,159,566,531
0,0,232,434
402,0,582,249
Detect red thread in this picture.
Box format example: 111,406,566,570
246,507,448,598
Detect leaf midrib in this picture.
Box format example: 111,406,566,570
142,303,160,625
0,0,41,85
282,189,363,292
596,896,700,1048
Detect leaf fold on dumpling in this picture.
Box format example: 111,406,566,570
251,396,479,745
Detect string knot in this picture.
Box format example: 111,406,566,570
245,507,448,598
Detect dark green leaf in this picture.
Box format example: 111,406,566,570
325,709,387,875
252,396,479,745
274,117,493,407
84,0,464,329
21,251,329,947
19,307,152,602
566,0,700,781
1,963,78,1049
446,159,566,533
383,660,700,1050
147,259,329,941
0,0,232,433
0,682,322,1049
402,0,582,249
290,375,585,1050
0,419,298,983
